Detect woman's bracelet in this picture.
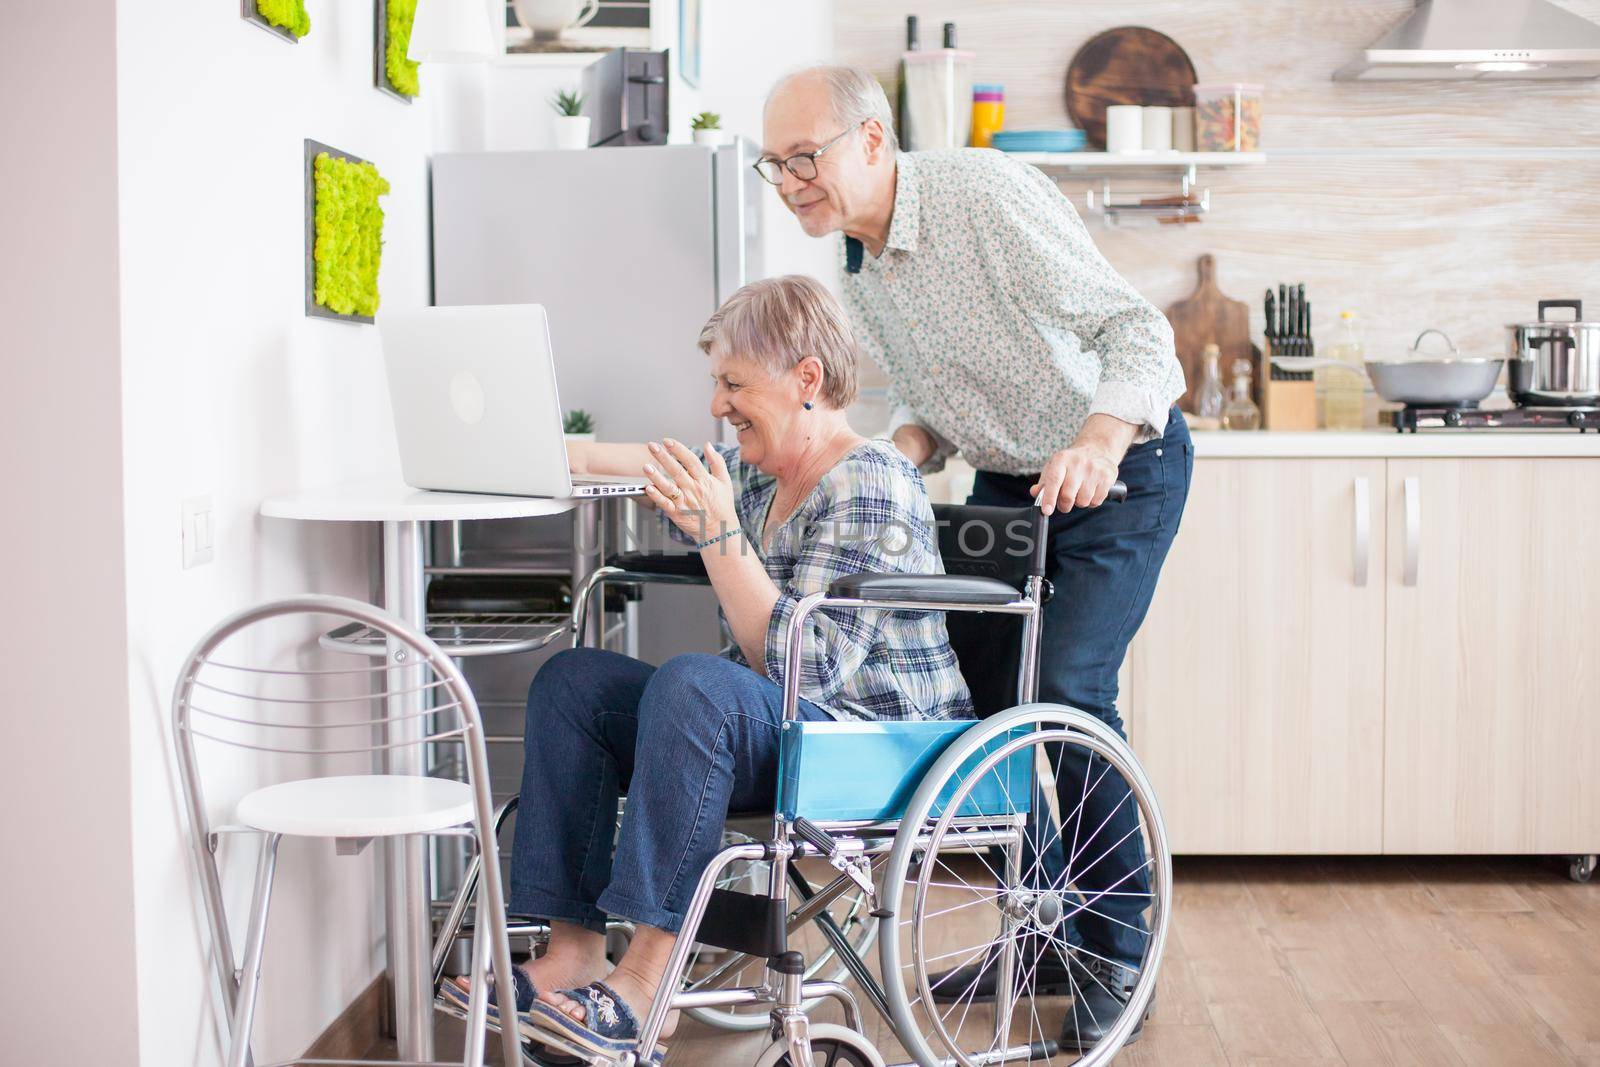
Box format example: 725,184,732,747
696,526,744,551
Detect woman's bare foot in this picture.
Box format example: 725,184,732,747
541,959,679,1041
451,922,611,1010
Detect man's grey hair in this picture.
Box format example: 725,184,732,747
697,275,860,409
767,65,899,153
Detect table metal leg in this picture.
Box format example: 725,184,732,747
383,519,433,1060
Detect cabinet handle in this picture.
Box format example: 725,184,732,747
1352,477,1370,587
1402,476,1421,587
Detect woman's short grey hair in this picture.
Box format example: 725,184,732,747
698,275,860,409
767,65,899,153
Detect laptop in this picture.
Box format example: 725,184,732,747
377,304,647,498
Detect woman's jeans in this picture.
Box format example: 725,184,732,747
968,408,1193,967
509,648,831,934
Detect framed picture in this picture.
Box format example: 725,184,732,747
305,140,390,324
376,0,420,102
242,0,309,43
678,0,702,88
503,0,649,56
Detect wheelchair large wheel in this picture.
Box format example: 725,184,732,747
877,705,1172,1067
680,830,879,1032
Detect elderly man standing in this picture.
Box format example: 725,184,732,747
759,66,1192,1046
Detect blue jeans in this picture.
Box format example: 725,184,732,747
968,408,1192,965
509,648,831,934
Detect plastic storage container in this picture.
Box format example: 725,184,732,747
970,84,1004,148
1193,83,1262,152
902,48,975,150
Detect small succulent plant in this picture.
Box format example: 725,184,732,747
563,409,595,435
691,111,722,131
550,88,585,117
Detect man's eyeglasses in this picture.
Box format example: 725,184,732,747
752,122,864,186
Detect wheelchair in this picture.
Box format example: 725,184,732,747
434,495,1172,1067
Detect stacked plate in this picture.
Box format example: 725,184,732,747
989,129,1087,153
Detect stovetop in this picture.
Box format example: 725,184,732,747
1394,405,1600,433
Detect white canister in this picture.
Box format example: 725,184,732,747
1172,106,1196,152
1141,106,1174,152
554,114,591,150
1105,105,1143,154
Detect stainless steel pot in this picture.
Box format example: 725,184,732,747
1286,329,1502,407
1506,300,1600,406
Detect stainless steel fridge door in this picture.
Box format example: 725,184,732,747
432,146,721,446
713,137,766,304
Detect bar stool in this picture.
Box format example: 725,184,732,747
172,594,522,1067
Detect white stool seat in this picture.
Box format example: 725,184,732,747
235,775,475,838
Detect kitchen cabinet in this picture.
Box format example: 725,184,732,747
1384,459,1600,853
1125,459,1387,853
1124,451,1600,856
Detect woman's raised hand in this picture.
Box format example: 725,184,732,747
644,439,741,544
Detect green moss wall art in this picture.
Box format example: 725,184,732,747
304,140,390,323
243,0,310,42
379,0,421,100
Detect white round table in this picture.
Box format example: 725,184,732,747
261,478,574,1059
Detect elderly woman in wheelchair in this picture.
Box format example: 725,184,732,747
444,274,1172,1067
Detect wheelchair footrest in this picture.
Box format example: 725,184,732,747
694,888,787,958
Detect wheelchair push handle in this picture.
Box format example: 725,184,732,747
1035,480,1127,508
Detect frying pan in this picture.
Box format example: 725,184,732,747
1277,330,1504,408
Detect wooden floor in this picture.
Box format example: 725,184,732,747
398,855,1600,1066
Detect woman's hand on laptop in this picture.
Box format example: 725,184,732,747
645,439,738,545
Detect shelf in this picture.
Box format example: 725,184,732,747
320,612,570,659
1010,151,1266,172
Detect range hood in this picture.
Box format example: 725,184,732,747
1335,0,1600,81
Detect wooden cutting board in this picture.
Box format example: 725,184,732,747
1165,254,1262,411
1065,26,1197,150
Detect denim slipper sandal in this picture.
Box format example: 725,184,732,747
522,981,665,1066
436,963,536,1027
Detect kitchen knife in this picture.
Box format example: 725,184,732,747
1265,289,1278,379
1285,285,1299,362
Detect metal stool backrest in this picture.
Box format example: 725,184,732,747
171,595,518,1067
172,594,495,844
932,504,1048,717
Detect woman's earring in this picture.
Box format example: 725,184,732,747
803,401,814,411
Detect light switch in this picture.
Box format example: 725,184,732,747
183,494,214,569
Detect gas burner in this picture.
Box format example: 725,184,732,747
1393,406,1600,433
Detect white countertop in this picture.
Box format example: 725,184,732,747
1191,431,1600,458
260,477,577,522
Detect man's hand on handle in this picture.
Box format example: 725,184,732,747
1031,414,1138,517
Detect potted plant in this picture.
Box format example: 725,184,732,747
550,88,590,150
691,111,724,147
562,409,596,442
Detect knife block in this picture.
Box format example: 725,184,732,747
1264,342,1317,431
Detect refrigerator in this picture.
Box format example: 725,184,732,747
431,140,767,446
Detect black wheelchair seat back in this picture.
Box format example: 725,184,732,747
931,504,1047,718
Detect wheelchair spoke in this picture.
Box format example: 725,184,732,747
1066,815,1142,889
1062,757,1116,862
901,889,1006,926
1063,788,1136,875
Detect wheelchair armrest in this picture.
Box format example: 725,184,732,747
603,551,709,582
827,572,1022,606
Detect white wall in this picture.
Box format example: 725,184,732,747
4,3,846,1063
479,0,837,284
0,4,142,1063
115,3,448,1063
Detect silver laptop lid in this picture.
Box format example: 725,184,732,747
378,304,577,497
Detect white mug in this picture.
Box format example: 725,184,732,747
1106,105,1143,154
514,0,600,41
1142,106,1174,152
